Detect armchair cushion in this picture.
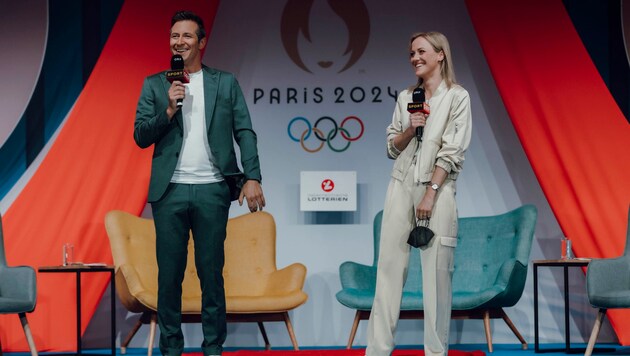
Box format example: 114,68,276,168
587,242,630,308
0,266,37,313
223,212,308,313
339,262,376,290
228,263,307,313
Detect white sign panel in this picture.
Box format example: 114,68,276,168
300,171,356,211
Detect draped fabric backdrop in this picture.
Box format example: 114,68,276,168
465,0,630,344
0,0,219,351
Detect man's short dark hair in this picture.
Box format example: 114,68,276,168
171,10,206,41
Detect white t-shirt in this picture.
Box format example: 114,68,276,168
171,70,223,184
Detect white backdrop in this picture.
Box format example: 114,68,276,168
80,0,615,350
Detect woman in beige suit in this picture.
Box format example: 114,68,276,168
366,32,472,356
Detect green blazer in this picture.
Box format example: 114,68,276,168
134,66,261,203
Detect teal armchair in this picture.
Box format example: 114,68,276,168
0,214,38,355
336,205,537,352
584,206,630,356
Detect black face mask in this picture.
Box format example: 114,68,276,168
408,218,434,248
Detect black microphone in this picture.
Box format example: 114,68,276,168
166,54,189,108
406,87,430,142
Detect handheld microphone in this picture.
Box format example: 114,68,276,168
166,54,189,108
407,87,430,142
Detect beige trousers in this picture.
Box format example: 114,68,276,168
366,167,457,356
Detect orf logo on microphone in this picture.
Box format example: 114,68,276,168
321,179,335,192
280,0,370,73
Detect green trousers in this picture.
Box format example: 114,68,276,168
151,182,231,356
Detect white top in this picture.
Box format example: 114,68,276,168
171,70,223,184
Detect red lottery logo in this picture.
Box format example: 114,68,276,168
321,179,335,192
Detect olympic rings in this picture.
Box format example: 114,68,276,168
287,116,364,153
327,127,351,152
301,127,325,153
314,116,337,141
288,117,311,142
340,116,364,141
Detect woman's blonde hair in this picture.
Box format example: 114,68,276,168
409,31,456,88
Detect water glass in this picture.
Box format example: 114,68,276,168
63,243,74,266
561,237,573,260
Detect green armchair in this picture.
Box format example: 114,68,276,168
0,214,38,355
336,205,537,352
584,206,630,356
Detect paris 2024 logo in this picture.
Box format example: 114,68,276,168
280,0,370,73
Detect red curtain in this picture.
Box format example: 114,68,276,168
466,0,630,344
0,0,219,351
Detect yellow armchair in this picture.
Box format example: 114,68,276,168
105,210,307,355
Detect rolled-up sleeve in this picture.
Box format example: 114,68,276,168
435,90,472,173
386,93,408,159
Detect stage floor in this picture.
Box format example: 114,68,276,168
4,344,629,356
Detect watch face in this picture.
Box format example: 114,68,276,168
431,183,439,190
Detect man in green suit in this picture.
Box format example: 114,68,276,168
133,10,265,356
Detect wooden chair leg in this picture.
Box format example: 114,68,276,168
282,311,300,351
18,313,38,356
148,312,158,356
257,322,271,350
499,309,527,350
482,310,493,353
346,311,362,349
121,316,145,354
585,308,607,356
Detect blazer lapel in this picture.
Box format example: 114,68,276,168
203,66,219,132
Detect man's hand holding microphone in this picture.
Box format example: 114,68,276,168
166,54,189,119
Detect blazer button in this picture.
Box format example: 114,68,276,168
175,152,179,158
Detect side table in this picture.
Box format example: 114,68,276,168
39,264,116,356
533,259,589,353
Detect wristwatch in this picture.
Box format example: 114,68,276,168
428,182,440,191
